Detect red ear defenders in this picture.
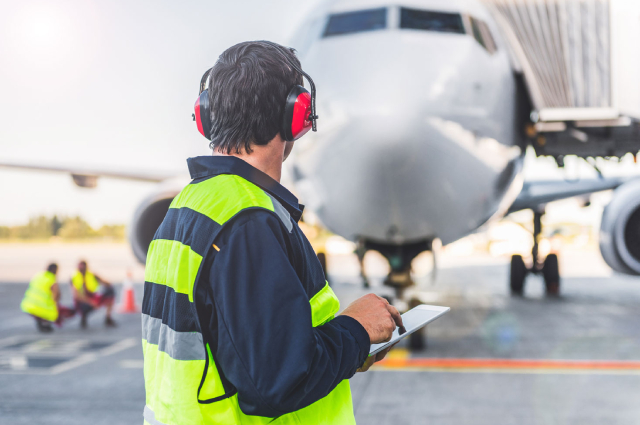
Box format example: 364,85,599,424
194,85,211,141
193,41,318,142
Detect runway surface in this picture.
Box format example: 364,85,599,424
1,243,639,424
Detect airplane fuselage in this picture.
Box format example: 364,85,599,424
288,0,525,247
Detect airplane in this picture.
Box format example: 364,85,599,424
3,0,640,347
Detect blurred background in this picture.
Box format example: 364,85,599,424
2,0,640,424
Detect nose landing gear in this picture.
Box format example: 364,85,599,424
509,209,561,297
357,239,432,350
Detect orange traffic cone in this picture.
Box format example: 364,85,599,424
118,271,139,313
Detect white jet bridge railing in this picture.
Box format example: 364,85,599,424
482,0,640,123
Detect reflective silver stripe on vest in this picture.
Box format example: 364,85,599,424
143,405,167,425
266,193,293,233
141,314,205,361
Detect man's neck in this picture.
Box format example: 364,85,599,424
212,142,284,182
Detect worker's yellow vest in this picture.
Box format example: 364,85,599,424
71,270,99,294
21,271,58,322
142,174,356,425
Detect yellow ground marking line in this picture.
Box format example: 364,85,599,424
385,348,410,360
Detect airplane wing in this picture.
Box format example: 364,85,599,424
0,160,176,188
508,177,628,214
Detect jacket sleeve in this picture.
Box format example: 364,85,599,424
202,211,370,417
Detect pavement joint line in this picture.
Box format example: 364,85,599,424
49,353,98,375
99,337,138,356
49,338,138,375
0,337,140,375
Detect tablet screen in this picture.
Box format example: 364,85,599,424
369,304,449,355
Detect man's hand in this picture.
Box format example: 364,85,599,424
340,294,402,344
357,344,396,372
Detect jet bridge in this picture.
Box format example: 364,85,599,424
482,0,640,163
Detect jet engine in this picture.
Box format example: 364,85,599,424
600,179,640,275
129,182,185,264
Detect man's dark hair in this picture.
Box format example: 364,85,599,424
207,41,303,154
47,263,58,274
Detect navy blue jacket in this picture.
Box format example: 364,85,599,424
190,156,370,417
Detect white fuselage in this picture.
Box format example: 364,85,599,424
287,0,524,246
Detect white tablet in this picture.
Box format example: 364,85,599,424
369,304,450,356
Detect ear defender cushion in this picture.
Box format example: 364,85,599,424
194,90,212,140
282,85,312,142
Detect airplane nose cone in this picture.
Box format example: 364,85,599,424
292,111,520,244
291,30,520,244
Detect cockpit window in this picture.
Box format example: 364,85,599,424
470,17,497,54
323,8,387,38
400,8,465,34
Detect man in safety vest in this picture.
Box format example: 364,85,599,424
21,263,63,332
71,260,116,328
141,41,402,425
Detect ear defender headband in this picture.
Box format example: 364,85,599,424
193,41,318,142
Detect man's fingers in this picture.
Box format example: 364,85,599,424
375,346,393,362
357,355,375,373
383,311,395,332
386,304,403,327
376,350,389,362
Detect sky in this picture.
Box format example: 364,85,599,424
2,0,640,228
0,0,321,226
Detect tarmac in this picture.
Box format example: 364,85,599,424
1,242,640,425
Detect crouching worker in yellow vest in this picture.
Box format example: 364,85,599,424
21,263,75,333
141,41,403,425
72,260,116,328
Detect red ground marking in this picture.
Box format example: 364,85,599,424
377,358,640,370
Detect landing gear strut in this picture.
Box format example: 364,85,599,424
355,240,369,289
509,209,561,296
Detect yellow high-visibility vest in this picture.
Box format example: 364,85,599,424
142,174,356,425
21,271,58,322
71,270,99,295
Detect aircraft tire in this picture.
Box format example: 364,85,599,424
510,254,526,296
409,328,426,351
543,254,560,296
407,297,425,350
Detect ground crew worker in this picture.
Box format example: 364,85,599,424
141,41,402,425
21,263,74,332
71,260,116,328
